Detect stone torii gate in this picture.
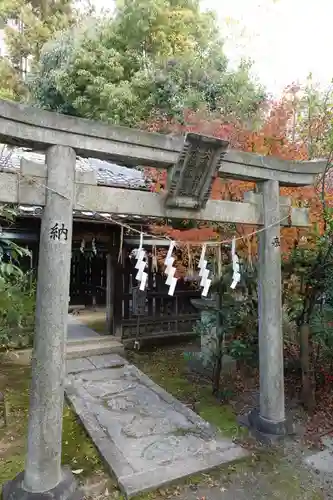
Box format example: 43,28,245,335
0,99,325,500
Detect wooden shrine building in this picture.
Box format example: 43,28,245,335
1,145,200,341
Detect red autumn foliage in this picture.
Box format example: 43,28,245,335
145,90,331,257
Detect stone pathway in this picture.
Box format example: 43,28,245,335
67,314,101,340
65,354,247,498
303,434,333,494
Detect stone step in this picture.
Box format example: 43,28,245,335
1,338,125,365
66,339,125,359
67,335,114,346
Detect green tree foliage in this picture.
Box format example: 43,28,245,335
0,276,36,349
0,58,23,100
0,204,35,349
30,0,266,126
0,0,74,65
0,204,31,278
282,205,333,409
0,0,85,99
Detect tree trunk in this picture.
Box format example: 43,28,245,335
212,291,223,396
300,322,316,412
212,356,222,395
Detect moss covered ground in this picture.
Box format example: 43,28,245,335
0,348,325,499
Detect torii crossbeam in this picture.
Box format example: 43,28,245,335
0,99,326,500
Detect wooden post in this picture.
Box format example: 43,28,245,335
111,230,124,339
106,253,114,334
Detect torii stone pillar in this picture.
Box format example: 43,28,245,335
259,181,285,423
244,180,289,439
3,145,82,500
220,152,327,441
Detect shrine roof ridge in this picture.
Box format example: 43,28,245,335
0,144,149,190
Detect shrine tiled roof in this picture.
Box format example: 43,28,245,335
0,144,159,225
0,145,150,190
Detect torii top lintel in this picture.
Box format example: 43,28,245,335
0,99,326,188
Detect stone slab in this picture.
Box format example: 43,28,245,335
87,354,127,369
66,358,96,374
67,355,127,374
67,315,101,340
304,449,333,473
65,355,248,498
320,436,333,450
66,340,125,359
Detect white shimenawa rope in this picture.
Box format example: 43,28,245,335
19,172,290,294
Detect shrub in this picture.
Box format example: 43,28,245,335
0,274,36,349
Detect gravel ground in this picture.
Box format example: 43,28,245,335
163,439,332,500
81,437,333,500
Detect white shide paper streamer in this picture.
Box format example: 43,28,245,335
139,271,148,291
134,233,147,289
164,240,178,295
168,277,177,296
165,240,175,266
198,244,211,297
230,237,241,289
